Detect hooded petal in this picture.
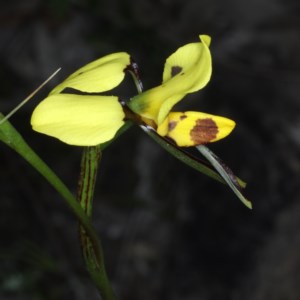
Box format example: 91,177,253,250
157,111,235,147
128,35,212,125
51,52,131,94
31,94,125,146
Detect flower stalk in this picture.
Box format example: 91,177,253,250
77,146,116,300
0,114,115,298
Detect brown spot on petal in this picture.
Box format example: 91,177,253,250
168,121,178,132
171,66,182,77
190,118,218,145
180,114,187,120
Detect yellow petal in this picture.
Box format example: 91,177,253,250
162,34,211,87
51,52,130,94
31,94,125,146
157,111,235,147
128,35,212,125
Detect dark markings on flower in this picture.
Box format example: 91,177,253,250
171,66,183,77
180,114,187,120
122,100,144,124
126,58,144,91
190,118,218,144
168,121,178,132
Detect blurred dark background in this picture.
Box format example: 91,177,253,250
1,0,300,299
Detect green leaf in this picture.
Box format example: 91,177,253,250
197,145,252,209
141,125,250,208
0,113,104,262
141,125,226,184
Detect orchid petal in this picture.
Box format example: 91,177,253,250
31,94,125,146
128,35,212,125
157,111,235,147
51,52,131,94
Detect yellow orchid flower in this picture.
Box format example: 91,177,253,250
31,35,235,147
128,35,235,147
29,35,250,208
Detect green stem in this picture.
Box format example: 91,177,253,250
0,115,109,295
77,146,116,300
